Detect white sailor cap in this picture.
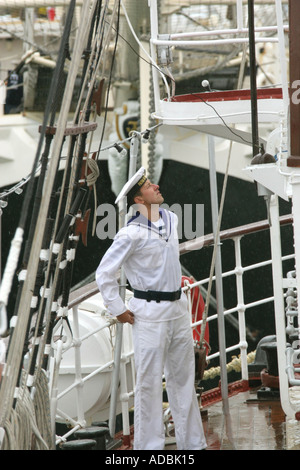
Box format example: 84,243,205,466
115,167,147,204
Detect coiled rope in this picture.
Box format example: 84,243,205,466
86,156,100,235
202,351,256,381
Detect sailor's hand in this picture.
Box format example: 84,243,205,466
117,310,134,325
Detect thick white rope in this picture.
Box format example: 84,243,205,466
86,157,100,235
1,370,52,450
0,228,24,335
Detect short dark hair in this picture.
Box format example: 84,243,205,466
128,188,142,208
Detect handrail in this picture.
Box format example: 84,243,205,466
68,281,99,309
180,213,293,254
65,214,293,310
65,213,293,310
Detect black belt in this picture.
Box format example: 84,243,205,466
133,288,182,303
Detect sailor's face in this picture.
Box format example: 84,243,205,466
139,179,164,206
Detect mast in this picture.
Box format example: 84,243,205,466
248,0,260,157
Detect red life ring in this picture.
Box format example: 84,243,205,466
181,276,209,352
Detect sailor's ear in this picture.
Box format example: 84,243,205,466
133,195,144,204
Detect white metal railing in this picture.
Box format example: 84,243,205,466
183,235,294,380
148,0,289,118
51,211,294,445
52,299,135,446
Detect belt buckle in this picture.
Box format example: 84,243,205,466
152,290,161,303
147,290,161,303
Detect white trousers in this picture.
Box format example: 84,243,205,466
132,313,207,450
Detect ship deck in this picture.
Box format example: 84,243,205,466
116,388,286,451
166,389,286,451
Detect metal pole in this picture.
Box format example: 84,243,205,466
248,0,259,157
0,208,6,336
109,134,139,438
207,135,229,414
0,208,2,284
275,0,289,116
269,194,296,418
72,305,85,427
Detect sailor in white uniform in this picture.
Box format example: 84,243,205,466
96,167,207,451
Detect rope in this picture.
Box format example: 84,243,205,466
202,351,256,381
1,370,52,450
33,369,53,449
85,156,99,187
76,0,115,122
0,2,117,449
86,157,100,236
0,0,91,429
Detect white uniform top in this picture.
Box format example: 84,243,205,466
96,208,188,322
